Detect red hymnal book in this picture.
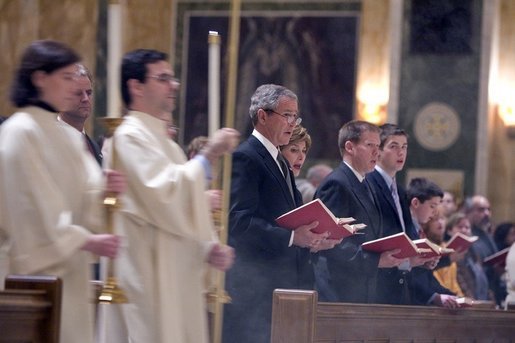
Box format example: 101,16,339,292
413,238,455,258
275,199,365,240
445,232,478,252
483,247,510,267
361,232,427,259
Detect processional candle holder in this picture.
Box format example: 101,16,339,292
97,117,128,304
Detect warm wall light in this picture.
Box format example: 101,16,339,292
356,84,388,124
357,101,387,125
498,103,515,138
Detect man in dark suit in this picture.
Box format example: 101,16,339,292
315,120,405,304
59,64,103,165
223,84,337,343
366,124,432,304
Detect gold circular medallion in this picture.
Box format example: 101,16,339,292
414,102,460,151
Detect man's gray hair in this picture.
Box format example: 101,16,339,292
249,84,297,126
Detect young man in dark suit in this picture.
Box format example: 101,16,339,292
315,120,405,304
407,178,459,308
367,124,432,304
223,84,339,343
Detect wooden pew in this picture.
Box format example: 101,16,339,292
271,289,515,343
0,275,62,343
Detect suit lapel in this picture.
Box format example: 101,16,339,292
341,164,382,236
371,171,397,219
249,136,296,208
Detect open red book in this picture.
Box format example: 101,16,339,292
445,232,478,252
483,247,510,267
275,198,365,240
361,232,429,259
413,238,455,258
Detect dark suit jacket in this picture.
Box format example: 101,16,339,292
84,133,103,166
367,169,416,304
367,169,454,305
223,135,311,343
315,162,382,303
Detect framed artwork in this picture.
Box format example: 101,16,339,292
173,1,360,159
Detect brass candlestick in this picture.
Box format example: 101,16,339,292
97,117,127,304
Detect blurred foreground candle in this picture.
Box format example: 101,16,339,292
208,31,221,135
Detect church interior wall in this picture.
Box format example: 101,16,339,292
0,0,513,223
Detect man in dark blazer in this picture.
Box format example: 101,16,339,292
223,84,337,343
366,124,430,304
59,64,103,166
315,120,406,304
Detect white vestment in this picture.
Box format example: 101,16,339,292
0,106,104,343
107,111,216,343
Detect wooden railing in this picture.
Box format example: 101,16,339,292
0,275,62,343
271,289,515,343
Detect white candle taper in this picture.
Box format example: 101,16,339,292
107,2,122,117
208,31,221,135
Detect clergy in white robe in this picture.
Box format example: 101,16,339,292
0,105,105,343
107,49,237,343
110,111,218,342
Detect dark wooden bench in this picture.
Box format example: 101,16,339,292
271,289,515,342
0,275,62,343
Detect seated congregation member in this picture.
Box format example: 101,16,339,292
445,212,491,301
442,191,458,218
109,49,238,343
407,178,458,308
421,208,464,297
463,195,506,305
494,221,515,251
367,123,432,304
315,120,406,304
296,163,333,204
0,40,123,343
223,84,338,343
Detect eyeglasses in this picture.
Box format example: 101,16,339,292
147,74,180,85
264,109,302,125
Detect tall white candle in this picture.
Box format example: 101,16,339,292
208,31,221,135
107,2,122,117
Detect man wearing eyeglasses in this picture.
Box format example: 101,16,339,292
223,84,339,343
105,49,239,343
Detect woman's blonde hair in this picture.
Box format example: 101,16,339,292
281,125,311,151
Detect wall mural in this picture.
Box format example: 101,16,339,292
174,2,360,160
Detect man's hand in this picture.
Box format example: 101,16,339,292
409,254,436,268
292,221,330,249
310,237,342,253
104,169,126,195
206,189,222,211
449,249,467,263
201,128,240,164
207,243,235,271
378,249,407,268
81,234,121,258
423,256,440,270
433,294,459,308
